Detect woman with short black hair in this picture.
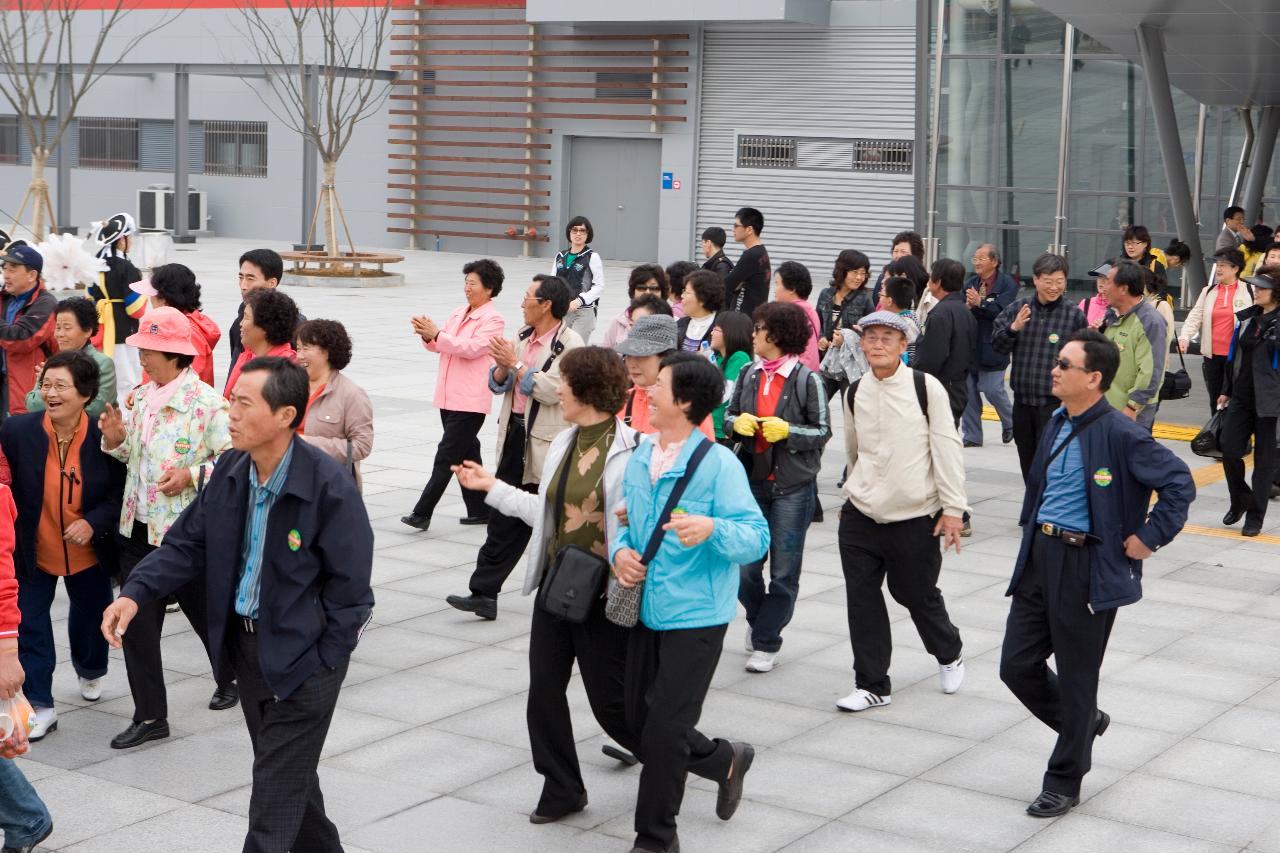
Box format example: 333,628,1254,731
677,269,725,355
296,319,373,490
135,263,222,388
725,302,830,673
24,298,116,419
454,346,641,824
0,349,125,741
817,250,876,357
553,216,606,341
602,264,671,348
710,311,754,441
223,288,298,398
1122,225,1167,276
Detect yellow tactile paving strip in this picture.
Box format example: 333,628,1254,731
980,405,1199,442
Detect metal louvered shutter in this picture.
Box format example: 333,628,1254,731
138,120,205,174
18,119,75,167
695,25,917,278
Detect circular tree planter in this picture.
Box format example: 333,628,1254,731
280,250,406,289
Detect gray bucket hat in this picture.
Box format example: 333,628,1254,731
858,310,919,344
615,314,678,356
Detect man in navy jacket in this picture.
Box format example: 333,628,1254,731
102,357,374,853
961,244,1019,446
1000,328,1192,819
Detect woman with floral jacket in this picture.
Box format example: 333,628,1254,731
97,307,237,750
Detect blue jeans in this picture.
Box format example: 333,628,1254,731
739,480,814,654
0,759,52,849
962,369,1013,445
17,563,113,709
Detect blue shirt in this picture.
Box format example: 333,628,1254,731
235,443,295,619
1035,412,1091,533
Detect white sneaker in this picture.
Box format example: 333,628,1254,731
836,688,891,712
29,707,57,741
745,633,754,653
939,657,965,694
745,650,778,673
79,676,102,702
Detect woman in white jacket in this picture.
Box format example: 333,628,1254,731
1179,247,1255,415
454,345,639,825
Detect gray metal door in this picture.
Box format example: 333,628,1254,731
567,137,661,263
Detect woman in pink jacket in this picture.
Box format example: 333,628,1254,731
403,259,507,532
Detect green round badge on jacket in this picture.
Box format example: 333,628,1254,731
1092,467,1113,487
287,529,302,551
174,437,191,454
1048,333,1059,344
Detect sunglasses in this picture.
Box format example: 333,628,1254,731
1053,358,1091,373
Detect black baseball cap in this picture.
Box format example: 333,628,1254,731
1243,272,1277,291
1087,261,1114,278
0,244,42,273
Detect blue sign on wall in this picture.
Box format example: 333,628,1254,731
661,171,673,190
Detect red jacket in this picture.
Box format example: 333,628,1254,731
186,310,223,388
0,282,57,415
0,485,19,639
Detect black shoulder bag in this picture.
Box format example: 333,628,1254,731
605,439,714,628
1159,345,1192,401
536,438,612,624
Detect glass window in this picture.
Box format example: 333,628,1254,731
999,59,1064,190
0,116,17,165
996,227,1053,281
1004,1,1067,56
204,121,267,178
1139,197,1177,240
78,117,138,171
1068,60,1138,193
1069,193,1135,235
937,59,997,187
1000,190,1056,230
934,0,999,55
940,222,996,263
937,187,993,225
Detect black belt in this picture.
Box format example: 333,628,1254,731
238,616,258,634
1038,523,1099,548
509,412,525,424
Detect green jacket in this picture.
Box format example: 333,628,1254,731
25,343,117,420
1102,300,1167,414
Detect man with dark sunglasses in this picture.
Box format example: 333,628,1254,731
999,328,1193,820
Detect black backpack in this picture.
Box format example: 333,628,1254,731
848,369,931,422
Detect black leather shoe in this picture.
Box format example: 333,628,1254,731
963,440,981,448
715,741,754,821
1242,519,1263,537
209,682,239,710
529,791,587,824
1095,709,1110,738
459,514,490,526
1026,790,1078,818
629,835,678,853
1002,428,1015,444
446,593,497,620
1223,504,1247,526
2,820,52,852
111,719,170,750
602,743,639,765
401,513,431,531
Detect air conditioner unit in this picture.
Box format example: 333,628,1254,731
136,188,208,232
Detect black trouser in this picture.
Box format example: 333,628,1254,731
119,521,231,722
1203,354,1229,416
528,595,635,815
837,503,963,696
469,415,533,597
626,623,734,853
232,623,347,853
1000,531,1116,797
1221,401,1278,525
412,408,488,520
1013,401,1059,482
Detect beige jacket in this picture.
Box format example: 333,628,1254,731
1180,281,1254,358
843,364,968,522
490,323,583,485
300,370,374,490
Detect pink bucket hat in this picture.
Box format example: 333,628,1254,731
125,306,197,356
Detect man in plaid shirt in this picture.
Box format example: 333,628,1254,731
992,253,1088,480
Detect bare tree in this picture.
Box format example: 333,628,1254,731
0,1,179,239
234,0,393,257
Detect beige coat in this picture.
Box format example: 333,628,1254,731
1180,281,1254,358
300,370,374,490
490,323,583,485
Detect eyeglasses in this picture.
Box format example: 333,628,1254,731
1053,358,1090,373
1123,239,1145,246
569,226,589,234
522,294,548,304
39,382,75,393
634,284,662,293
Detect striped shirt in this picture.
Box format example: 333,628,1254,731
235,442,295,619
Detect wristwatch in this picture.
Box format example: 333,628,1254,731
514,361,525,374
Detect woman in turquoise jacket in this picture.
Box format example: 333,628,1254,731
610,352,768,853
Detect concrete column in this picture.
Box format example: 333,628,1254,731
298,65,320,250
1242,105,1280,227
173,64,195,243
1135,24,1206,303
55,65,72,234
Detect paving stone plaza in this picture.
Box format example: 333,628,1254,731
15,239,1280,852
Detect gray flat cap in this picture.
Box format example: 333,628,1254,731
857,310,918,344
615,314,678,356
